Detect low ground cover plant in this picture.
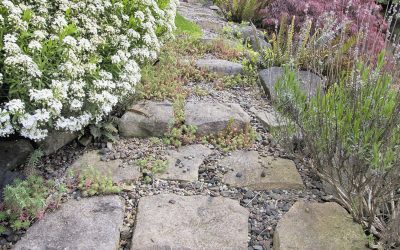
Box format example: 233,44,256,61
0,0,178,141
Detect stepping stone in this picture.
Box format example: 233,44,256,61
14,196,124,250
185,102,251,136
38,131,77,155
274,201,367,250
259,67,323,100
71,150,140,183
131,194,249,249
119,101,174,138
249,107,286,129
157,144,213,182
220,151,304,190
196,59,243,76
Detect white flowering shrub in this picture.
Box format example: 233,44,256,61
0,0,178,140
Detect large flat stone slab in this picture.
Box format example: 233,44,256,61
131,194,249,249
119,101,174,138
196,59,243,76
274,201,367,250
157,144,213,182
14,196,124,250
259,67,323,100
185,102,251,136
220,151,304,190
71,150,140,183
249,107,286,129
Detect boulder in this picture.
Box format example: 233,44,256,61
273,201,367,250
239,26,271,52
220,151,304,190
259,67,324,100
14,196,124,250
249,107,286,129
38,131,77,155
185,102,251,136
196,59,243,76
70,150,140,183
119,101,174,138
0,139,33,171
157,144,213,182
131,194,249,249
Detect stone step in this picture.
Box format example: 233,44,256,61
273,201,367,250
70,150,141,183
14,196,124,250
249,107,287,129
259,67,324,100
157,144,213,182
219,151,304,190
119,101,251,138
196,59,243,76
130,194,249,249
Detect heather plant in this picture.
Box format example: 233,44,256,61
0,0,178,141
273,57,400,247
260,0,388,56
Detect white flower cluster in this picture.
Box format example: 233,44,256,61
0,0,178,140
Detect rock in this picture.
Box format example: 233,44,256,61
38,131,78,155
209,5,221,11
14,196,124,250
131,194,249,249
250,107,286,129
196,59,243,76
239,26,271,52
259,67,324,100
220,151,304,190
273,201,367,250
78,135,93,147
0,139,33,171
185,102,251,136
70,150,140,183
157,144,213,182
119,101,174,138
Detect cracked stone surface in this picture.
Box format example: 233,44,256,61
196,59,243,76
119,101,174,138
70,150,140,183
14,196,124,250
131,194,249,250
220,151,304,190
274,201,367,250
185,102,251,136
157,144,213,182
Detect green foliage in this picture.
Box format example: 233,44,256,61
164,95,197,147
26,149,44,168
1,176,61,231
175,13,203,38
214,0,266,23
136,156,169,174
74,167,121,197
203,118,256,152
273,56,400,243
89,117,119,143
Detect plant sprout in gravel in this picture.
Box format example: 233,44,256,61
0,0,178,141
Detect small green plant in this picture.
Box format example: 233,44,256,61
74,167,121,197
26,149,44,168
214,0,267,23
89,118,119,143
203,118,256,152
136,156,169,174
175,13,203,38
0,176,64,231
164,96,198,147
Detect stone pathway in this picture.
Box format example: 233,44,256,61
6,1,367,250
